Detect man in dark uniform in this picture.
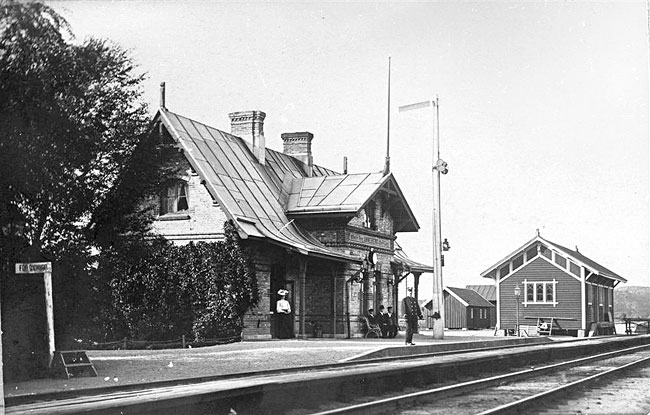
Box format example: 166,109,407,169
386,306,398,338
402,287,422,345
377,305,389,338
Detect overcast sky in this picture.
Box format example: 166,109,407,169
51,1,649,290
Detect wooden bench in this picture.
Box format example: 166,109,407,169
624,318,650,335
524,316,577,336
361,317,382,338
519,325,538,337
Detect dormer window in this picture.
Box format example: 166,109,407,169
160,180,189,215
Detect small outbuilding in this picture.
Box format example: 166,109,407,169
466,284,497,328
480,231,626,336
423,287,494,329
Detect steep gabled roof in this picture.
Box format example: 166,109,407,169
157,108,358,262
465,285,496,302
445,287,494,308
480,233,626,284
285,172,419,232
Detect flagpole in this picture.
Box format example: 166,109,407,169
383,57,391,176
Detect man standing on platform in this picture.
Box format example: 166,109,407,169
402,287,422,345
386,306,398,338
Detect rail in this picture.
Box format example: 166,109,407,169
308,343,650,415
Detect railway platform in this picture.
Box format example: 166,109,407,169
6,331,648,415
5,330,514,400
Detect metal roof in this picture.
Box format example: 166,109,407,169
157,108,358,262
393,242,434,273
465,284,496,302
286,173,420,232
445,287,495,308
480,233,626,283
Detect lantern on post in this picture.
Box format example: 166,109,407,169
514,285,521,337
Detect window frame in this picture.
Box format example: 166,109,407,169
522,279,557,306
160,180,190,216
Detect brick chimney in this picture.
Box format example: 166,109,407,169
281,132,313,177
229,110,266,165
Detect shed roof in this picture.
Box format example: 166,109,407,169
157,108,357,262
445,287,495,308
480,233,626,284
465,285,496,302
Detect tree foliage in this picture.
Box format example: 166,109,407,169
0,2,260,347
0,0,149,255
89,221,259,342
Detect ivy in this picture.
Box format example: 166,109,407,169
88,221,258,342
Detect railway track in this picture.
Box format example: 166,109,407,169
306,344,650,415
9,336,650,415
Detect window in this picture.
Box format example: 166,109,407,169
523,280,557,305
554,253,567,268
499,264,510,278
363,201,377,230
160,181,189,215
569,262,581,277
513,255,524,270
526,246,538,261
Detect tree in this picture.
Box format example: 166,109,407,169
0,1,150,256
0,0,155,349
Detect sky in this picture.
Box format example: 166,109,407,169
50,1,649,291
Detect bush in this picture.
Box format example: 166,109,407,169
87,221,258,342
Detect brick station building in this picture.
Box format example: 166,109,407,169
148,93,431,339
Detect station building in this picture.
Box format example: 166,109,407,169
148,95,432,339
481,231,626,336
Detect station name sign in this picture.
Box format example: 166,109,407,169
15,262,52,274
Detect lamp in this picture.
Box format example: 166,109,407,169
442,238,450,251
348,271,364,284
514,285,521,337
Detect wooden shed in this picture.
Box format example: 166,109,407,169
466,285,497,328
423,287,494,329
480,231,626,336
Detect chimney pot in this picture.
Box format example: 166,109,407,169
160,82,166,109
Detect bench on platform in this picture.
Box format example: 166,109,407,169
623,318,650,335
524,316,577,336
361,317,382,338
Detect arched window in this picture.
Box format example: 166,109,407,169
160,180,189,215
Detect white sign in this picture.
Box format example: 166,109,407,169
15,262,52,274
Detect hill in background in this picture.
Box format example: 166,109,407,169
615,286,650,319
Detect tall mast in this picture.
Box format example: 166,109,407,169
383,57,391,176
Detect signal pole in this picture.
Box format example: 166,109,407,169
399,98,448,340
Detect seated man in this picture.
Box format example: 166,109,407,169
377,305,390,338
366,308,377,325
